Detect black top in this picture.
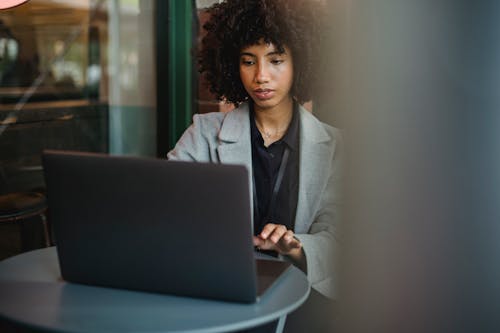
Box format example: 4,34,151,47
250,102,300,236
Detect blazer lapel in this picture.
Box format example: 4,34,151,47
295,106,334,233
216,103,252,168
216,103,255,221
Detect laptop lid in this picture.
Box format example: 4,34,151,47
43,150,263,302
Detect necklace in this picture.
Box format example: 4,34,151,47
257,123,288,139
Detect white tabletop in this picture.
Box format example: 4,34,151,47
0,247,309,333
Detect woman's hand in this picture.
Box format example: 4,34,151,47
254,223,307,272
253,223,301,255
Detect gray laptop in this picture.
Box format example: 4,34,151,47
42,150,291,303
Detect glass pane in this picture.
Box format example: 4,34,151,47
0,0,156,194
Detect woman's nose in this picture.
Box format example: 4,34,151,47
255,63,270,83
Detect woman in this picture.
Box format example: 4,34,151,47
168,0,342,306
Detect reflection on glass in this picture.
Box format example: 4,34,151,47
0,0,156,194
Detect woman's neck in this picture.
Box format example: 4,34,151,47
253,97,294,145
253,96,293,127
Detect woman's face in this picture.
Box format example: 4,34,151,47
239,41,294,112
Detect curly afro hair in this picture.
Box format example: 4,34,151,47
199,0,325,106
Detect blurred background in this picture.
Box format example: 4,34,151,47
324,1,500,332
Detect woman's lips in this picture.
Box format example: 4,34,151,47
253,89,275,100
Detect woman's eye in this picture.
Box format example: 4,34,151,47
271,59,284,65
241,59,255,66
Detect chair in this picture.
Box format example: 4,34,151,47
0,192,51,248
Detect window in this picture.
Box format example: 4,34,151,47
0,0,156,194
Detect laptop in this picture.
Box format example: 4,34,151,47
42,150,291,303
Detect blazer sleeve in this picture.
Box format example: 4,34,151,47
167,112,227,162
294,129,344,298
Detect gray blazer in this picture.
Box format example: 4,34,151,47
167,102,343,298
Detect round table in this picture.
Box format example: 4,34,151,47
0,247,309,332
